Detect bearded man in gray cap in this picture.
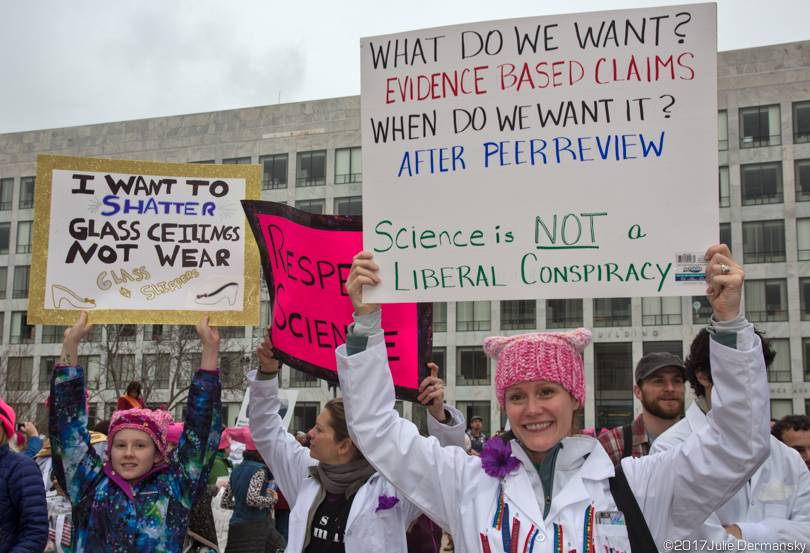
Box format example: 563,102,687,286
598,351,685,465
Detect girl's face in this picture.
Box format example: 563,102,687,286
110,428,161,482
307,410,352,465
504,380,579,464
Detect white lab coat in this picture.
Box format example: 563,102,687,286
337,326,770,552
247,370,466,553
651,401,810,548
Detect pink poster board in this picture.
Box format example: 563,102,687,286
242,201,433,401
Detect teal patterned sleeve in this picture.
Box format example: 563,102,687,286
49,365,105,505
168,368,222,508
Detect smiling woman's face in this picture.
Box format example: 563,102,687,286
110,428,161,482
504,380,579,464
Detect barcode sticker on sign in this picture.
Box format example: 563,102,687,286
674,252,708,284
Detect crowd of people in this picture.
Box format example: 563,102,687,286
2,244,810,552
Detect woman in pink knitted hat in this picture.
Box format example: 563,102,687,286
336,246,773,552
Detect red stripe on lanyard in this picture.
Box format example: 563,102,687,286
522,525,535,553
510,517,521,553
480,533,492,553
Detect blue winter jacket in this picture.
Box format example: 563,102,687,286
50,365,222,553
0,443,49,553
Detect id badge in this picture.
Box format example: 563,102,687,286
594,511,631,553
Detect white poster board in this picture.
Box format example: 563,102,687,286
361,4,718,302
235,387,298,431
29,155,261,325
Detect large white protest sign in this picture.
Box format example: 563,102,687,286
361,4,718,302
29,155,261,325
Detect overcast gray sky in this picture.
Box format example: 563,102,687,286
1,0,807,134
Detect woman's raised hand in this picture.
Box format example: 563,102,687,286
418,363,447,422
704,244,744,322
257,327,280,375
346,251,382,317
195,314,220,371
60,310,95,366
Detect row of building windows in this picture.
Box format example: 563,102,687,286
717,160,810,207
191,147,362,191
718,102,810,150
0,176,35,211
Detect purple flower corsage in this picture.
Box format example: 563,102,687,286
480,439,520,477
376,494,400,512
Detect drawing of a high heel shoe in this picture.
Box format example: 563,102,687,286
52,284,97,309
195,283,239,306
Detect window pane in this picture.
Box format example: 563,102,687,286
594,342,633,428
8,357,34,391
260,154,288,189
795,101,810,144
642,341,683,358
335,147,362,184
222,157,251,165
741,163,783,205
39,356,58,390
0,178,13,210
691,296,713,324
719,223,731,253
295,199,325,214
289,368,319,387
740,105,780,148
745,279,788,322
16,221,32,254
297,151,326,187
42,324,68,344
796,160,810,202
0,266,7,299
743,220,785,263
456,301,490,331
804,338,810,382
431,347,446,381
718,110,728,150
546,299,583,329
143,354,171,389
10,311,34,344
456,401,490,434
0,223,9,254
642,297,681,325
593,298,631,327
334,196,362,216
768,339,791,383
456,346,489,386
292,402,320,432
719,166,730,207
433,302,447,332
771,399,793,420
500,300,535,330
19,177,35,209
12,265,29,298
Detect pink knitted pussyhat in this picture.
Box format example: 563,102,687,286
107,408,174,464
485,328,592,408
166,423,184,445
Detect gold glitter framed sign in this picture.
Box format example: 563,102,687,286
28,154,261,326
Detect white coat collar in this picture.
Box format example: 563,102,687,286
685,400,709,432
507,436,613,523
345,472,379,531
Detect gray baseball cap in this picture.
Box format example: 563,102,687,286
635,352,685,383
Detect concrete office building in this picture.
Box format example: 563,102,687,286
1,40,809,435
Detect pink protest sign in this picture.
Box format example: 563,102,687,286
242,200,433,401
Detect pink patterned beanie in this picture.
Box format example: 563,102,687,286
166,423,184,445
107,408,174,464
219,428,232,451
485,328,592,408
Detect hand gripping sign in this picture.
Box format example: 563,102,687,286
242,200,433,402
